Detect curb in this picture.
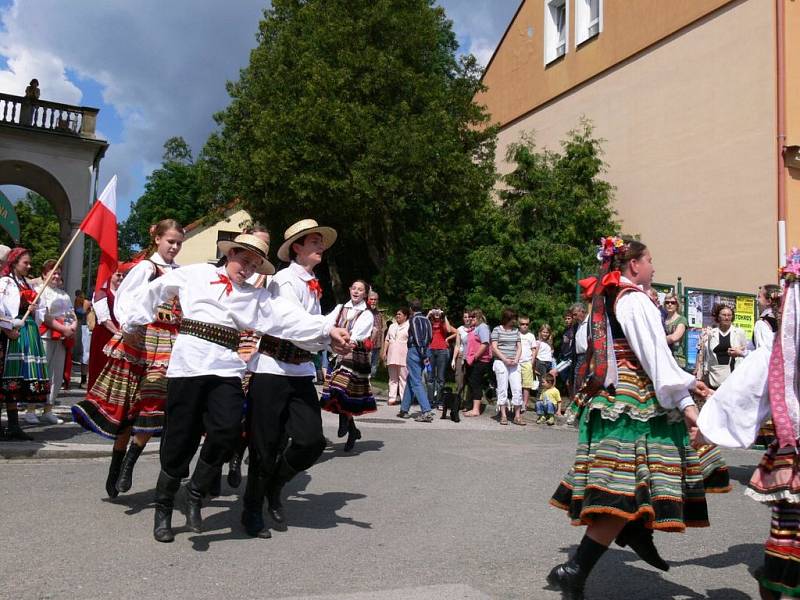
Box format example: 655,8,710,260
0,440,160,460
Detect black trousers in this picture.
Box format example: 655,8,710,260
247,373,325,474
466,360,490,401
160,375,245,479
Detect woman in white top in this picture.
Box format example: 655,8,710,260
320,279,376,452
27,260,76,424
382,307,410,405
753,284,781,350
72,219,184,499
534,323,553,398
701,303,747,390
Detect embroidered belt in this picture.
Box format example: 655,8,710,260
179,318,240,351
258,334,313,365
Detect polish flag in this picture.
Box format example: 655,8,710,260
80,175,118,295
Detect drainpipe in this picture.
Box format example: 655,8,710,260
777,0,787,265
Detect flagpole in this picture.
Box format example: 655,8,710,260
85,161,100,293
18,226,84,324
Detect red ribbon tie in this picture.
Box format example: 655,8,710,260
307,279,323,299
210,274,233,296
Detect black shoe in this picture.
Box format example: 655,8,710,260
343,424,361,452
105,449,125,499
615,521,669,572
337,414,349,438
241,509,272,538
116,441,145,493
397,410,410,419
546,561,586,600
153,470,181,543
227,453,243,489
4,427,33,441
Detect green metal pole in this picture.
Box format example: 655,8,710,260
575,265,582,302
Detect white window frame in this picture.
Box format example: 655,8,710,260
544,0,569,65
575,0,603,47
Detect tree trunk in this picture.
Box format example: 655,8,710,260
327,254,345,302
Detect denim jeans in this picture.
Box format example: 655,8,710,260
401,346,432,413
370,348,381,378
427,348,449,405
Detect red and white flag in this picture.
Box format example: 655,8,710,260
80,175,118,295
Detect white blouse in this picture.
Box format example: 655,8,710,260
93,295,113,325
751,310,776,350
113,253,179,324
333,300,374,343
614,277,696,411
697,345,771,448
38,284,75,338
0,275,45,329
121,263,333,379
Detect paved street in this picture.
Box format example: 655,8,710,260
0,401,769,600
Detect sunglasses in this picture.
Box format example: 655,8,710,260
664,300,677,305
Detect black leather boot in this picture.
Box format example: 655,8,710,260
153,470,181,543
546,560,586,600
116,441,144,493
241,469,271,539
185,458,219,533
105,449,125,499
615,520,669,571
227,452,243,488
449,391,460,423
337,414,349,438
265,456,297,530
343,419,361,452
208,469,222,498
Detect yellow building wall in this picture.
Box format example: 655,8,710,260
493,0,776,293
178,208,253,266
478,0,736,128
784,0,800,249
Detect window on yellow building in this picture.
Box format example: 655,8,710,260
576,0,602,46
545,0,569,64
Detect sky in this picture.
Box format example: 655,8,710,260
0,0,520,221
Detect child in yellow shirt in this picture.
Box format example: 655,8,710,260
536,373,560,426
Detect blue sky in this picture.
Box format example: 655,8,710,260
0,0,520,222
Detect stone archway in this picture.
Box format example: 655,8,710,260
0,90,108,295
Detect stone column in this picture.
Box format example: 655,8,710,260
63,220,85,297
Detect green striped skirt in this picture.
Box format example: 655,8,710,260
0,316,50,403
551,408,728,532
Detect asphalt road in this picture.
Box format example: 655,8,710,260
0,409,769,600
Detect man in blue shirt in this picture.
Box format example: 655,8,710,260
397,299,434,422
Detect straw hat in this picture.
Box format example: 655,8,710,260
277,219,337,263
217,233,275,275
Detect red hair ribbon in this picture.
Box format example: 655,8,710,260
578,271,621,299
307,279,323,299
210,274,233,296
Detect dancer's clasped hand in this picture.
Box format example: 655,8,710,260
329,327,353,355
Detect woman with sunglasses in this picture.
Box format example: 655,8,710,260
663,292,688,369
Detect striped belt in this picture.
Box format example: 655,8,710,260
179,318,240,351
258,334,313,365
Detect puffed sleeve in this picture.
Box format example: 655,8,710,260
113,261,156,323
0,277,19,330
351,310,374,343
751,320,774,351
254,291,331,345
697,345,771,448
616,290,696,410
93,296,112,324
121,267,187,332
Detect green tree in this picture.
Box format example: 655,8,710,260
467,122,619,328
119,136,208,257
0,191,62,276
202,0,497,303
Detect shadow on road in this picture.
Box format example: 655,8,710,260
316,439,385,465
726,465,759,486
671,542,763,572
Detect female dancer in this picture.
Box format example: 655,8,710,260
320,279,376,452
0,248,50,440
548,237,724,600
696,253,800,599
87,268,124,391
72,219,183,498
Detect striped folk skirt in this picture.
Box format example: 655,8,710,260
0,316,50,404
550,408,729,532
320,351,377,417
746,442,800,596
71,322,176,439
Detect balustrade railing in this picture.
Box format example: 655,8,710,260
0,92,98,138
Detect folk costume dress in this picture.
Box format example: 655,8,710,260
72,254,180,439
87,284,118,391
320,300,377,417
551,275,730,532
698,258,800,597
752,307,779,448
0,273,49,404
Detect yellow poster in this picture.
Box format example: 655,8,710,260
734,295,755,339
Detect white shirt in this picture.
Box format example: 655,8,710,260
457,325,470,356
114,253,179,324
520,331,537,362
332,300,374,342
0,275,44,329
575,315,590,354
751,309,776,350
37,285,75,338
535,340,553,363
93,295,113,325
614,276,696,411
248,261,330,377
122,263,332,379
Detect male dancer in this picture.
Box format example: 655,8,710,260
242,219,339,537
